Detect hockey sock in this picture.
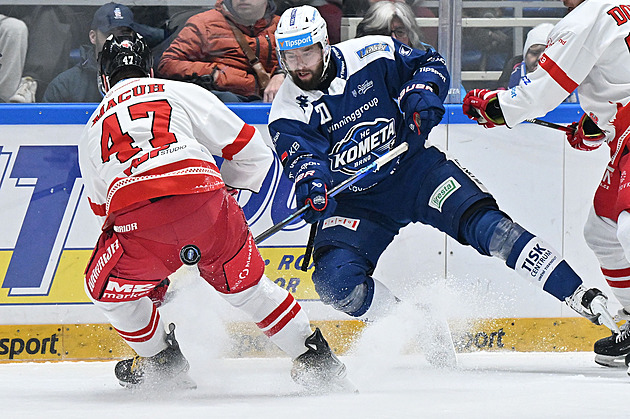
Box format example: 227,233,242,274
220,275,313,358
93,297,168,357
496,221,581,300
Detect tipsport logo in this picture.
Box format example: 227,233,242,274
330,118,396,175
278,33,313,51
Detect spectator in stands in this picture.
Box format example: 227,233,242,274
461,7,511,81
344,0,437,46
7,6,86,102
356,1,465,100
42,3,137,103
496,23,576,102
158,0,284,103
0,14,33,103
498,23,553,89
275,1,342,44
356,1,427,49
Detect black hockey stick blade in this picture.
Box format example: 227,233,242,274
300,222,318,272
525,118,576,134
254,142,409,244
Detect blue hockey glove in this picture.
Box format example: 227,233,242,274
400,88,445,138
295,178,337,224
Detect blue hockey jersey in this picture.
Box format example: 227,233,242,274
268,35,450,195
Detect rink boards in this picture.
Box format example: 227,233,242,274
0,103,616,361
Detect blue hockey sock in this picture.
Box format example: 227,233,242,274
508,235,582,301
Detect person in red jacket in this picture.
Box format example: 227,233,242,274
158,0,285,102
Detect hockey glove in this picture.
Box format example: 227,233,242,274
565,285,620,334
566,114,605,151
462,89,506,128
400,87,445,138
295,177,337,224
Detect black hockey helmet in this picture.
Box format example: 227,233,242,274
98,33,153,94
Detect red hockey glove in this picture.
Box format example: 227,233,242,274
566,114,605,151
462,89,506,128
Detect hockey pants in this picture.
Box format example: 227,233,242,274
86,190,311,358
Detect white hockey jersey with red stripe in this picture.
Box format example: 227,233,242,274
78,77,273,226
498,0,630,146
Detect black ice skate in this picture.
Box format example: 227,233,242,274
291,328,357,393
594,310,630,368
115,323,196,390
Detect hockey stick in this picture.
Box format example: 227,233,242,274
524,118,576,134
300,222,318,272
466,105,576,134
254,142,409,245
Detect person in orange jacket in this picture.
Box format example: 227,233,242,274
158,0,285,102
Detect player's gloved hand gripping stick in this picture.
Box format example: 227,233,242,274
254,142,409,245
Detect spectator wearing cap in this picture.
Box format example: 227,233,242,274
42,2,136,103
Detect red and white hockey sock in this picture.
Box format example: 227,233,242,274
601,266,630,308
609,211,630,308
220,275,312,358
92,297,168,357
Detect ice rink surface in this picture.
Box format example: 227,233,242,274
1,350,627,418
3,272,625,419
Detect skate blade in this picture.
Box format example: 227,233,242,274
425,349,458,369
296,372,359,395
594,354,627,368
334,375,359,394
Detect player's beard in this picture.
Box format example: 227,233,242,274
289,60,325,91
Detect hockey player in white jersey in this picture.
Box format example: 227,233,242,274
464,0,630,369
269,5,619,368
78,33,349,392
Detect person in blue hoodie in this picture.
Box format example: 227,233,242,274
42,3,137,103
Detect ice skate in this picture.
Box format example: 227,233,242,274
565,286,619,333
595,309,630,368
291,328,357,394
115,323,196,390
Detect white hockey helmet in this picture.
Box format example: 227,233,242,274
275,6,331,75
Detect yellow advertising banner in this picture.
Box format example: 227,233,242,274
0,318,614,362
0,247,316,305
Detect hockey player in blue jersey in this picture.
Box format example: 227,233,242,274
268,6,619,360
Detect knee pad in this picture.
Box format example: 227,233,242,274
313,247,374,317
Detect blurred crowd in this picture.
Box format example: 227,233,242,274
0,0,568,104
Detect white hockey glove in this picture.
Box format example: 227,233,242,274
565,285,620,334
